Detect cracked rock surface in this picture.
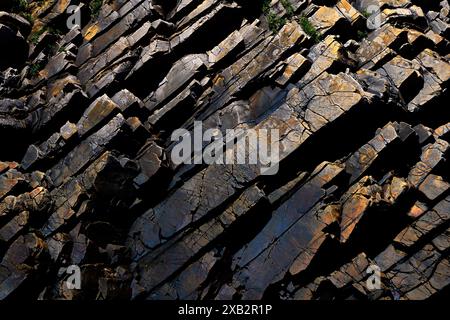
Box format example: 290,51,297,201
0,0,449,300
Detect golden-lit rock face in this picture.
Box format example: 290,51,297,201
309,6,344,34
83,23,100,41
0,0,449,301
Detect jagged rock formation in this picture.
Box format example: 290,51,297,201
0,0,449,300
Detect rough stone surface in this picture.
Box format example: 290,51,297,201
0,0,449,301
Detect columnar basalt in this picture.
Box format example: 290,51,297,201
0,0,449,300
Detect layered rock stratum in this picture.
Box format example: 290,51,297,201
0,0,449,300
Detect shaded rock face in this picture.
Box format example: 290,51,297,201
0,23,28,70
0,0,449,301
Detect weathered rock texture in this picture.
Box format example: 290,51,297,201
0,0,449,300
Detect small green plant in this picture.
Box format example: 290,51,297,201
299,16,321,43
281,0,295,18
22,12,34,23
357,30,368,40
89,0,103,19
29,62,43,77
12,0,35,23
47,26,63,36
30,27,46,44
13,0,28,12
261,0,271,15
361,10,371,19
29,25,63,44
262,0,292,33
267,12,287,32
47,43,58,54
